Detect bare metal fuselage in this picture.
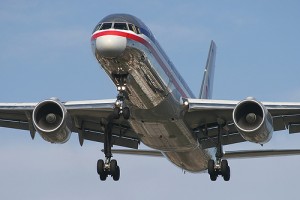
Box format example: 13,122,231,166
92,30,213,172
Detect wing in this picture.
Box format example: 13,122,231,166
0,99,140,149
184,98,300,148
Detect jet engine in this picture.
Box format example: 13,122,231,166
33,99,72,144
233,98,273,144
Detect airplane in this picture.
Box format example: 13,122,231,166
2,13,300,182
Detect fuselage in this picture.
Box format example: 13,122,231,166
91,14,214,172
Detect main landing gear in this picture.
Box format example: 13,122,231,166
97,73,130,181
207,123,231,181
96,120,120,181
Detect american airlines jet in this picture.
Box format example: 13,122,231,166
2,13,300,182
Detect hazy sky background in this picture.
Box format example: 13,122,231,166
1,1,300,199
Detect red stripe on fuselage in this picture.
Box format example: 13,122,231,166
91,30,188,98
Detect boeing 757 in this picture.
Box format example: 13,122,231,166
2,13,300,181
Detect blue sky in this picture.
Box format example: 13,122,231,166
1,1,300,199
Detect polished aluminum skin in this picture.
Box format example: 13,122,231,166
92,14,210,172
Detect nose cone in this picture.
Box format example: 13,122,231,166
96,35,127,58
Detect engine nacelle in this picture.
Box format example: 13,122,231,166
233,98,273,144
33,99,72,144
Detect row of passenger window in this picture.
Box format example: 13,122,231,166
94,22,141,34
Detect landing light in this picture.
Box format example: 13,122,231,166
115,100,121,106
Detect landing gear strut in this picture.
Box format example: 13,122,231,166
207,123,231,181
97,120,120,181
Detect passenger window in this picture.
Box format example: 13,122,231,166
100,23,112,30
113,23,128,30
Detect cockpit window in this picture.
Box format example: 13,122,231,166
113,23,128,30
93,24,101,32
135,26,141,34
128,24,135,32
100,23,112,30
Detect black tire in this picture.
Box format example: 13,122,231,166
210,173,217,181
110,159,118,175
113,107,120,119
97,159,107,181
221,160,229,176
208,159,215,175
99,171,107,181
223,166,230,181
97,159,104,175
113,166,120,181
123,107,130,120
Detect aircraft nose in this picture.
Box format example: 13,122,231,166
96,35,127,58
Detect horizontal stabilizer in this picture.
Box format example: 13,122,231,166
224,149,300,159
108,149,300,160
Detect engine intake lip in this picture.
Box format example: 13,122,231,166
233,99,265,132
33,99,66,133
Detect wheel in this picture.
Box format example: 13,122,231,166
123,107,130,120
210,173,217,181
97,159,107,181
99,171,107,181
223,166,230,181
208,159,215,175
110,159,118,175
113,107,120,119
113,166,120,181
221,160,229,176
221,160,230,181
97,159,104,175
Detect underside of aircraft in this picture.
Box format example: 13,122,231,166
1,13,300,182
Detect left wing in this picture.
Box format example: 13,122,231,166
0,99,140,149
184,98,300,148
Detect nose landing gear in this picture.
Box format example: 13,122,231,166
113,74,130,120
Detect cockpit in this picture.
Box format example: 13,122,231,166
92,14,155,42
93,22,141,34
